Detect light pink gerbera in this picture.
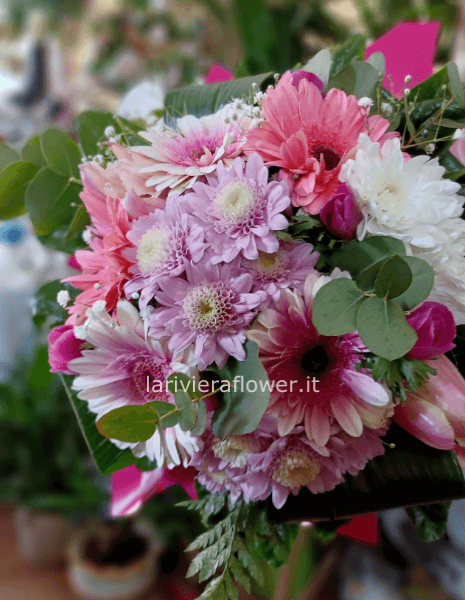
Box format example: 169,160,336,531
148,258,263,370
185,153,290,263
69,300,199,467
63,168,134,324
241,240,318,308
243,72,397,214
123,194,206,308
130,105,253,195
247,275,392,446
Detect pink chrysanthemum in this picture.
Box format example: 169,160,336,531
185,153,290,263
243,425,386,508
148,259,263,370
130,106,253,195
243,72,397,214
123,194,206,308
241,240,318,308
63,168,134,324
69,300,199,467
247,275,392,446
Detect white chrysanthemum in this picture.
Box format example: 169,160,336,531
68,300,200,468
340,134,464,250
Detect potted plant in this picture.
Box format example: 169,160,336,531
0,345,105,565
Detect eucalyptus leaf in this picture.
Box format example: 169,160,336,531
167,372,200,398
96,404,158,443
0,143,20,169
366,51,386,79
268,424,465,522
329,236,406,278
353,61,380,99
357,297,417,360
327,63,355,96
355,258,389,292
374,255,412,299
0,161,39,219
395,257,435,311
313,278,364,336
302,49,331,86
191,400,207,436
447,62,465,108
25,167,80,236
41,128,81,178
21,135,45,167
179,403,197,432
211,340,270,439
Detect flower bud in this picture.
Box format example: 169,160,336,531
406,301,456,360
319,183,363,240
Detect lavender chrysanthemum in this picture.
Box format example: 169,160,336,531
241,240,318,308
148,258,263,370
186,153,291,263
123,194,205,307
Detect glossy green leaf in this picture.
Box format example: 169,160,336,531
357,296,417,360
21,135,45,167
96,404,158,443
25,167,80,236
32,280,80,331
211,341,270,439
329,235,406,279
60,374,139,475
407,502,451,542
374,255,412,299
164,72,273,123
0,143,20,169
313,278,364,336
65,204,90,241
395,256,435,311
330,34,366,76
0,161,39,219
408,65,449,103
447,62,465,107
268,424,465,522
41,128,81,178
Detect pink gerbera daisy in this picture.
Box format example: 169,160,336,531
148,258,263,370
130,105,253,195
63,168,134,324
69,300,199,467
185,153,290,263
244,72,397,214
123,194,206,308
247,275,392,446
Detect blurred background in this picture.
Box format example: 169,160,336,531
2,0,465,599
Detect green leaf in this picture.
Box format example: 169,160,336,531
395,256,435,311
96,404,158,443
312,278,364,336
60,374,139,475
330,34,366,76
191,400,207,436
329,235,406,279
327,63,356,96
32,280,80,330
355,258,389,292
146,400,179,428
167,372,200,399
357,296,417,360
301,48,332,85
211,340,270,439
21,135,45,167
0,161,39,219
76,110,115,157
41,128,81,178
447,62,465,107
25,167,80,236
0,143,20,169
268,424,465,522
164,73,273,123
374,255,412,299
366,51,386,79
65,204,90,241
179,403,197,432
408,65,449,103
407,502,451,542
353,61,380,99
437,117,465,129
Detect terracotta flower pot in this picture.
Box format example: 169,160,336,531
67,520,162,600
14,506,74,566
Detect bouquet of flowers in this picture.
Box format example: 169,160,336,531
4,29,465,599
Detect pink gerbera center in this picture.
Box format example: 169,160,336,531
115,352,169,403
311,144,342,171
183,283,234,333
272,447,321,487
